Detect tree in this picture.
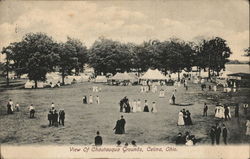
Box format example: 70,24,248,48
244,47,250,56
1,46,12,86
89,37,132,75
65,37,88,75
198,37,232,78
5,33,58,88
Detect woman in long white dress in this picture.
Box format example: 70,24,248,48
215,106,220,118
89,95,93,104
177,111,185,126
213,85,217,92
159,89,165,97
137,99,142,112
151,102,157,113
140,86,144,93
246,120,250,136
227,106,231,118
132,100,137,112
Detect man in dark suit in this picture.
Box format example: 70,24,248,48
210,126,216,145
94,131,102,146
203,103,208,117
120,116,126,134
222,124,228,145
215,123,221,145
59,109,65,126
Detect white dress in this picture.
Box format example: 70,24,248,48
152,103,157,113
89,96,93,104
215,106,220,118
140,86,144,93
96,97,100,104
137,101,142,112
213,85,217,92
177,112,185,126
159,90,165,97
132,101,137,112
246,120,250,135
228,106,231,118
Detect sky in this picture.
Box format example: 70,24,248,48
0,0,249,62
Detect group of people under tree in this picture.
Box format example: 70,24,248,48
47,103,65,126
210,123,228,145
113,116,126,134
177,109,193,126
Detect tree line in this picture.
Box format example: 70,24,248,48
1,32,235,88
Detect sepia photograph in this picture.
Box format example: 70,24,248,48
0,0,249,159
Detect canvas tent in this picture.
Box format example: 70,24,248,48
95,76,107,83
46,72,61,86
24,80,45,88
140,69,167,80
110,72,135,81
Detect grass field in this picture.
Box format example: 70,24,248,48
0,80,249,145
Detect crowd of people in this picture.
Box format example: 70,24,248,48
209,123,228,145
3,74,250,146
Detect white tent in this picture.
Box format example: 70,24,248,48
95,76,107,83
24,80,45,88
64,76,74,85
20,74,28,79
140,69,167,80
110,72,135,81
46,72,61,87
219,70,233,79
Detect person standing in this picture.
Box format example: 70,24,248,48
186,110,193,125
113,119,122,134
224,106,230,120
172,94,176,105
137,99,142,112
177,110,185,126
51,102,55,109
215,123,221,145
120,115,126,134
222,124,228,145
210,126,216,145
246,119,250,136
59,109,65,126
235,104,239,118
182,109,187,125
89,95,93,104
83,96,87,104
203,103,208,117
7,101,12,114
48,111,53,126
53,110,59,127
94,131,103,146
96,95,100,104
119,98,124,112
15,103,20,112
151,102,157,113
132,99,137,113
243,104,248,115
28,104,35,118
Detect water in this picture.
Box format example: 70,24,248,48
225,64,250,74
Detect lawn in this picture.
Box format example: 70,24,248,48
0,80,249,145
